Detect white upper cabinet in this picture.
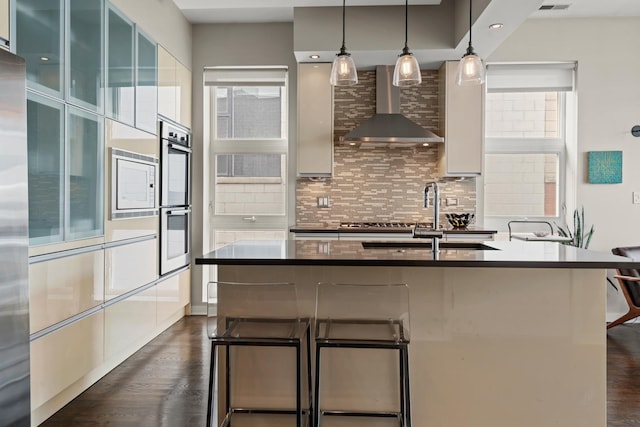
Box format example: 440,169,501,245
0,0,9,49
297,62,333,178
438,60,484,176
158,44,191,129
157,45,176,121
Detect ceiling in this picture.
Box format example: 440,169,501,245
174,0,640,23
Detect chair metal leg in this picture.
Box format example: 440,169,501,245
225,345,231,421
206,343,217,427
399,347,406,427
402,345,412,427
306,324,313,427
296,342,302,427
314,344,322,427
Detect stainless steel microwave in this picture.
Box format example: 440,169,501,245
111,148,158,219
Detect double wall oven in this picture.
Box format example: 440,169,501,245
159,118,191,276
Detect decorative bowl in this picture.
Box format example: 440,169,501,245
533,231,549,238
445,213,475,229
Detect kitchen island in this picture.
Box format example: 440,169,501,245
196,239,638,427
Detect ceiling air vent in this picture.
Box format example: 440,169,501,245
539,4,571,11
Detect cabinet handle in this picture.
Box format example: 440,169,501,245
242,216,257,223
168,143,192,153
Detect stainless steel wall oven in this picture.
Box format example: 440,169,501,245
159,118,191,275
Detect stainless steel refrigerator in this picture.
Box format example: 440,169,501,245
0,48,30,426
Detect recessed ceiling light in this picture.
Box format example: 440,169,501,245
309,54,320,59
40,56,49,61
422,143,430,147
348,142,357,146
489,23,504,30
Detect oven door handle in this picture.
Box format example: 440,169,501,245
167,143,192,154
166,208,191,215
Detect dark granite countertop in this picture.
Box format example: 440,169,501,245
196,239,639,269
289,226,497,235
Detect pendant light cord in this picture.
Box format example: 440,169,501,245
341,0,347,51
468,0,472,50
401,0,410,54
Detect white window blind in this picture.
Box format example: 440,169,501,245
204,67,288,87
486,63,576,93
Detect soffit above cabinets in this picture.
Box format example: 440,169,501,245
174,0,640,24
293,0,545,70
174,0,442,23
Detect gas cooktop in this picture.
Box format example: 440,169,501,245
339,221,433,229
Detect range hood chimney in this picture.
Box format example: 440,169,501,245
340,65,444,146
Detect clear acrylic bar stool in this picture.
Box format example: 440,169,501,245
206,281,312,427
313,282,411,427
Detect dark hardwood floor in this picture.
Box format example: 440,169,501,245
41,316,640,426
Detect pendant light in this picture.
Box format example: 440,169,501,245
456,0,485,86
330,0,358,86
393,0,421,87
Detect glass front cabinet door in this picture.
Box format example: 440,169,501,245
67,0,104,112
135,28,157,134
16,0,64,98
106,4,134,125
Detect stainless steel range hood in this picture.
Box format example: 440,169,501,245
340,65,444,147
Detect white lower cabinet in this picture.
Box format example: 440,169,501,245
30,311,105,411
104,286,157,361
157,268,190,325
30,262,191,425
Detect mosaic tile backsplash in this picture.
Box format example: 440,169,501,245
296,146,476,226
296,69,477,226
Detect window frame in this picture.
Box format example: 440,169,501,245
207,72,290,223
483,89,570,230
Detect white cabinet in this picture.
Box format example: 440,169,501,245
1,0,9,49
158,45,191,129
438,61,484,176
297,63,333,177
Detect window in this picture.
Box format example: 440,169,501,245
483,63,575,228
215,87,284,139
205,66,288,217
203,66,290,302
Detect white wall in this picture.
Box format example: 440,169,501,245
191,23,297,311
489,17,640,252
488,17,640,318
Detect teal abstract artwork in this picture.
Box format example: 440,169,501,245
588,151,622,184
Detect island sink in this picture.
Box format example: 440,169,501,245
361,241,499,250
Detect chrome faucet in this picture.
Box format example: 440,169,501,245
423,182,440,230
423,182,442,253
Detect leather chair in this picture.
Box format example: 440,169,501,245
609,246,640,329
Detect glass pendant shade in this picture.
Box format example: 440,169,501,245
456,0,485,86
456,53,485,85
393,53,421,87
330,53,358,86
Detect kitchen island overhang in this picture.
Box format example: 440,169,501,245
197,239,639,427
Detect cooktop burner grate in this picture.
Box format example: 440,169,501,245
339,222,433,229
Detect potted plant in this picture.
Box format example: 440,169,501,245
555,206,595,249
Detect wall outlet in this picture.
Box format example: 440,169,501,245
634,192,640,204
317,196,330,208
446,197,459,206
